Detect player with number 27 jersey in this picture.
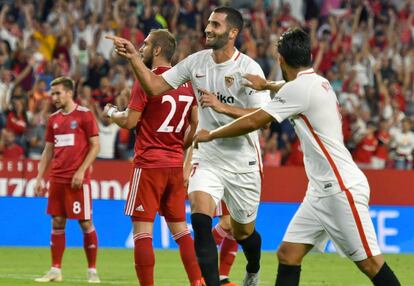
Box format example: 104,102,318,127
125,66,196,221
128,66,196,168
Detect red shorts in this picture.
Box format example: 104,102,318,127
215,200,230,217
125,167,187,222
47,181,93,220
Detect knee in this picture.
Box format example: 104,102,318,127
357,256,384,278
52,216,66,229
78,220,93,232
232,228,252,241
277,244,302,265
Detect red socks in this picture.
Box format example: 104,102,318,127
83,227,98,269
212,224,238,278
134,232,155,286
173,229,203,285
51,229,65,268
220,237,238,277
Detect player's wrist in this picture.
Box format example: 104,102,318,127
107,107,117,118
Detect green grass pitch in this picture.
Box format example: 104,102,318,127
0,248,413,285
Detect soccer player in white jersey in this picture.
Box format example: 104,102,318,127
107,7,270,286
194,28,401,286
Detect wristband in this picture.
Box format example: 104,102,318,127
107,107,117,118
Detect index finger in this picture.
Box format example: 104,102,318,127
197,87,210,94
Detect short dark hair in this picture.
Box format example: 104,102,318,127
277,28,311,68
50,76,74,92
213,6,244,34
149,29,177,62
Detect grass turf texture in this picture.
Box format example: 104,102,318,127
0,248,413,285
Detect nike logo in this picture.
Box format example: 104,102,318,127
195,74,206,78
349,250,358,256
247,210,256,217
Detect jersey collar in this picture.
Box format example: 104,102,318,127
297,68,315,78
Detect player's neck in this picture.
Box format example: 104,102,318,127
62,100,76,114
151,58,171,70
286,67,312,81
211,45,236,64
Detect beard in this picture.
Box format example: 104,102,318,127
205,30,230,50
141,51,154,69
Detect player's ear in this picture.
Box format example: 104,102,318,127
153,45,162,57
228,27,238,41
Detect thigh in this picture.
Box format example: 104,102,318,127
222,171,261,224
125,168,167,222
160,168,187,222
64,183,93,220
47,181,66,217
283,196,328,252
314,183,381,261
188,162,224,206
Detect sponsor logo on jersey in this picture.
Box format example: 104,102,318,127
324,183,333,189
70,120,78,129
224,76,235,88
54,134,75,147
195,74,206,78
274,96,286,104
197,90,235,104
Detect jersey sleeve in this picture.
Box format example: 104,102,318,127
162,54,195,89
45,117,54,143
128,81,147,112
83,111,99,137
262,82,310,122
244,62,271,108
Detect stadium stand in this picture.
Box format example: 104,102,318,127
0,0,413,169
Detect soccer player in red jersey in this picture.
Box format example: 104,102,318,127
34,77,101,283
103,29,203,286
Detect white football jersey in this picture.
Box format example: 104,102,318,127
262,68,367,197
163,49,270,173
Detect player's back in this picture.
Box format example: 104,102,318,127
287,70,366,195
46,105,98,183
132,66,196,168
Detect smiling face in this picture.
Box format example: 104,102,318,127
204,12,233,50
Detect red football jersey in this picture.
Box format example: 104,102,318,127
45,105,99,183
128,66,196,168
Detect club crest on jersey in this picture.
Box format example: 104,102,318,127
70,120,78,129
224,76,235,88
53,123,58,129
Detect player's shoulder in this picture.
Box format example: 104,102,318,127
48,109,62,120
236,52,264,72
76,105,91,112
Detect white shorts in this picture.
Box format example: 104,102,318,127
283,181,381,261
188,161,261,224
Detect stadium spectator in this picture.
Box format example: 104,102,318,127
0,128,24,159
390,117,414,170
0,0,412,165
104,28,204,286
34,77,101,283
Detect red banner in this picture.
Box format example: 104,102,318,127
1,159,413,205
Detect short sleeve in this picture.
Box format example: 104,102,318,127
262,82,309,122
162,54,194,89
128,81,147,112
83,111,99,137
45,117,54,143
244,62,271,108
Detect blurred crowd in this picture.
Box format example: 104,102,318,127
0,0,413,170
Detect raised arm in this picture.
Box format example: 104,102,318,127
106,35,173,96
103,103,142,129
243,74,285,93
